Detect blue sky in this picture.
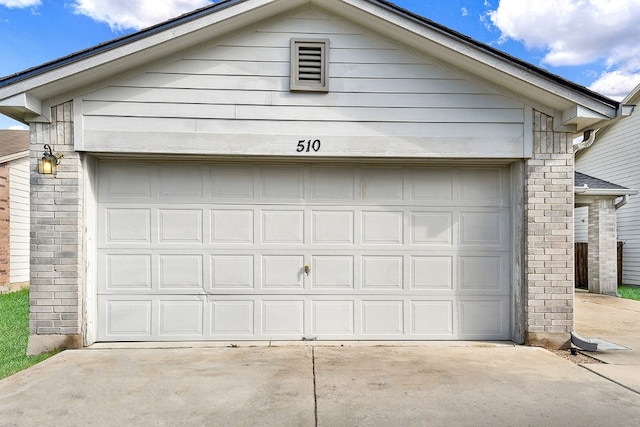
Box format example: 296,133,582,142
1,0,640,129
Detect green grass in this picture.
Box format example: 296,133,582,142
618,286,640,301
0,289,58,379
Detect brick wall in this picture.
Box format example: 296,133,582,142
27,101,84,354
588,197,618,294
0,163,9,286
524,110,574,349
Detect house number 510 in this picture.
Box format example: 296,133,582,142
296,139,321,153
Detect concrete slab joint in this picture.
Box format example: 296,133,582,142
28,101,84,354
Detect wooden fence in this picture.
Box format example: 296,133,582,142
574,242,623,288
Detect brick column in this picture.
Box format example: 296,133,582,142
588,197,618,295
524,110,574,349
0,163,9,287
27,101,84,355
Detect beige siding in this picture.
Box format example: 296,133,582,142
9,156,29,283
78,7,525,157
576,107,640,285
574,206,588,242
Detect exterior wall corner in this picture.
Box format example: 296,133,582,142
29,101,84,353
523,110,574,347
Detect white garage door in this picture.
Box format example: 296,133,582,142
96,161,511,341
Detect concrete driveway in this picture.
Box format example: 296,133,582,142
2,292,640,426
574,290,640,394
1,342,640,426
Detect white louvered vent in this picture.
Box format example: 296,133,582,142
290,39,329,92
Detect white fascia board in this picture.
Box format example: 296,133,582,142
0,150,29,164
0,93,42,122
574,187,639,196
562,105,608,124
562,105,611,132
619,104,635,116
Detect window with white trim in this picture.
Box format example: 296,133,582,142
290,38,329,92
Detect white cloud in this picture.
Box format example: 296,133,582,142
489,0,640,99
0,0,40,7
71,0,212,31
589,71,640,101
8,124,28,130
461,7,468,17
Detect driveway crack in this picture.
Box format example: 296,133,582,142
312,346,318,427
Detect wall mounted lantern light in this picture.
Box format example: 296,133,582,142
38,144,63,175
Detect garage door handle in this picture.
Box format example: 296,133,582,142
304,263,311,276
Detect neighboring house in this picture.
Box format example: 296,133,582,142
574,171,637,295
0,130,29,293
575,84,640,286
0,0,630,353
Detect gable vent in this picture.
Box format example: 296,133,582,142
291,39,329,92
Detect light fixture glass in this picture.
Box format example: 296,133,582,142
38,144,62,175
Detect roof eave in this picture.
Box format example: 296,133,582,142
0,0,622,129
574,187,639,196
0,150,29,163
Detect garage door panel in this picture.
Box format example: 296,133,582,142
104,254,152,291
362,256,403,289
159,300,204,336
97,162,512,341
459,299,509,338
459,255,509,292
159,255,203,289
411,300,454,336
104,208,151,244
362,300,404,335
211,209,255,243
312,256,354,289
410,256,453,290
101,299,153,339
159,209,203,243
460,168,505,205
411,169,454,202
262,300,305,335
261,167,304,200
310,167,356,200
210,166,255,199
362,211,404,244
210,255,255,289
459,210,508,248
411,212,453,245
210,300,255,335
312,211,354,244
158,165,205,198
312,300,354,335
99,163,153,201
262,255,305,289
361,169,404,201
262,210,304,243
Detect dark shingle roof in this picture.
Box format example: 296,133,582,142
0,129,29,159
575,171,629,191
